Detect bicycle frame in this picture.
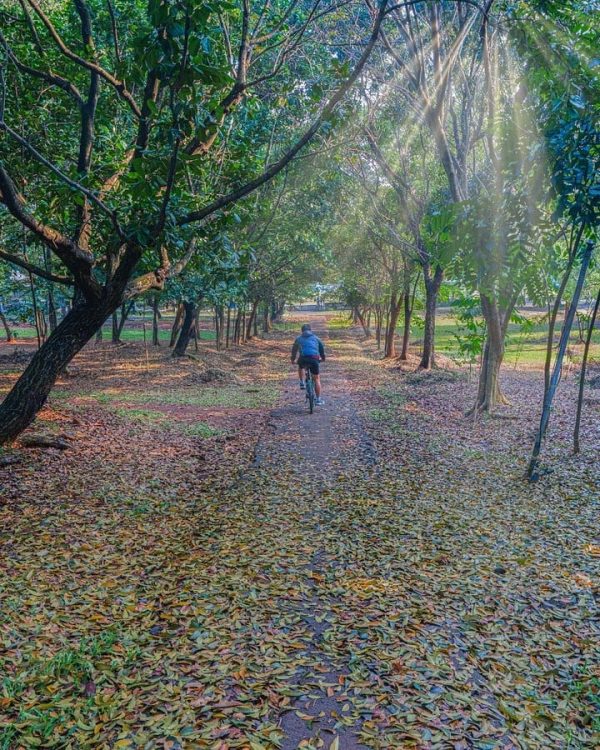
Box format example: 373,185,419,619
304,366,315,413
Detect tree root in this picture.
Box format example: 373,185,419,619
20,434,71,450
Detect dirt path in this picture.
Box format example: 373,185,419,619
253,327,377,749
1,324,598,750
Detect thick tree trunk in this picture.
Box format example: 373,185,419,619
470,295,509,414
0,300,114,443
172,301,197,357
169,302,185,347
246,299,259,340
384,293,402,359
419,267,443,369
0,308,14,342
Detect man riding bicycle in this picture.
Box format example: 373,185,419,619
291,323,326,405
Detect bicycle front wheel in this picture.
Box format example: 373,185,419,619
307,380,315,414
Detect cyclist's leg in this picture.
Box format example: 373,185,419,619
310,360,321,398
297,357,305,387
314,374,321,397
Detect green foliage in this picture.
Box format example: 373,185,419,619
450,294,486,366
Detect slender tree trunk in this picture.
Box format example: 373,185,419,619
374,305,383,349
169,302,185,347
0,308,14,342
0,299,115,443
528,240,594,480
112,312,119,343
354,306,371,338
28,272,43,349
193,307,201,351
172,301,197,357
226,306,232,348
573,285,600,454
262,303,271,333
419,267,443,369
400,290,413,361
115,301,134,341
152,295,161,346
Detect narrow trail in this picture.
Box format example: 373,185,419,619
253,325,377,749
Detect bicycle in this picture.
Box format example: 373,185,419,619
303,365,316,414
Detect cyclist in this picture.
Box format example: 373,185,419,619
291,323,326,405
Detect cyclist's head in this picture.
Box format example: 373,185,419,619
301,323,312,333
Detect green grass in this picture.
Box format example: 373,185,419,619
53,384,278,410
113,407,172,426
112,386,278,409
184,421,223,438
0,630,126,750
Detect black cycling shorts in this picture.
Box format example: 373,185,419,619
298,356,319,375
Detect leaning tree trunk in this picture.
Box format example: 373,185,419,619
0,299,115,443
0,307,14,342
354,306,371,338
528,240,594,480
172,301,197,357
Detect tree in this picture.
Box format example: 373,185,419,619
0,0,390,442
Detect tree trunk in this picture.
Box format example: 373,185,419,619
574,284,600,453
193,306,201,351
528,240,594,480
374,305,383,349
0,300,114,443
152,295,161,346
354,306,371,338
470,295,507,413
47,287,58,333
111,311,120,343
172,301,197,357
0,308,14,342
384,293,402,359
226,306,232,348
400,289,413,361
246,299,259,340
419,267,443,369
262,303,271,333
169,302,185,347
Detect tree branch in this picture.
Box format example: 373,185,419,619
25,0,141,117
0,248,73,285
179,0,389,226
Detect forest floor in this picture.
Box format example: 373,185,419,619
0,315,599,750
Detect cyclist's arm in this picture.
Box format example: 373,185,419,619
318,340,325,360
291,340,299,362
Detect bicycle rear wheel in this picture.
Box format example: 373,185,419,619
306,373,315,413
